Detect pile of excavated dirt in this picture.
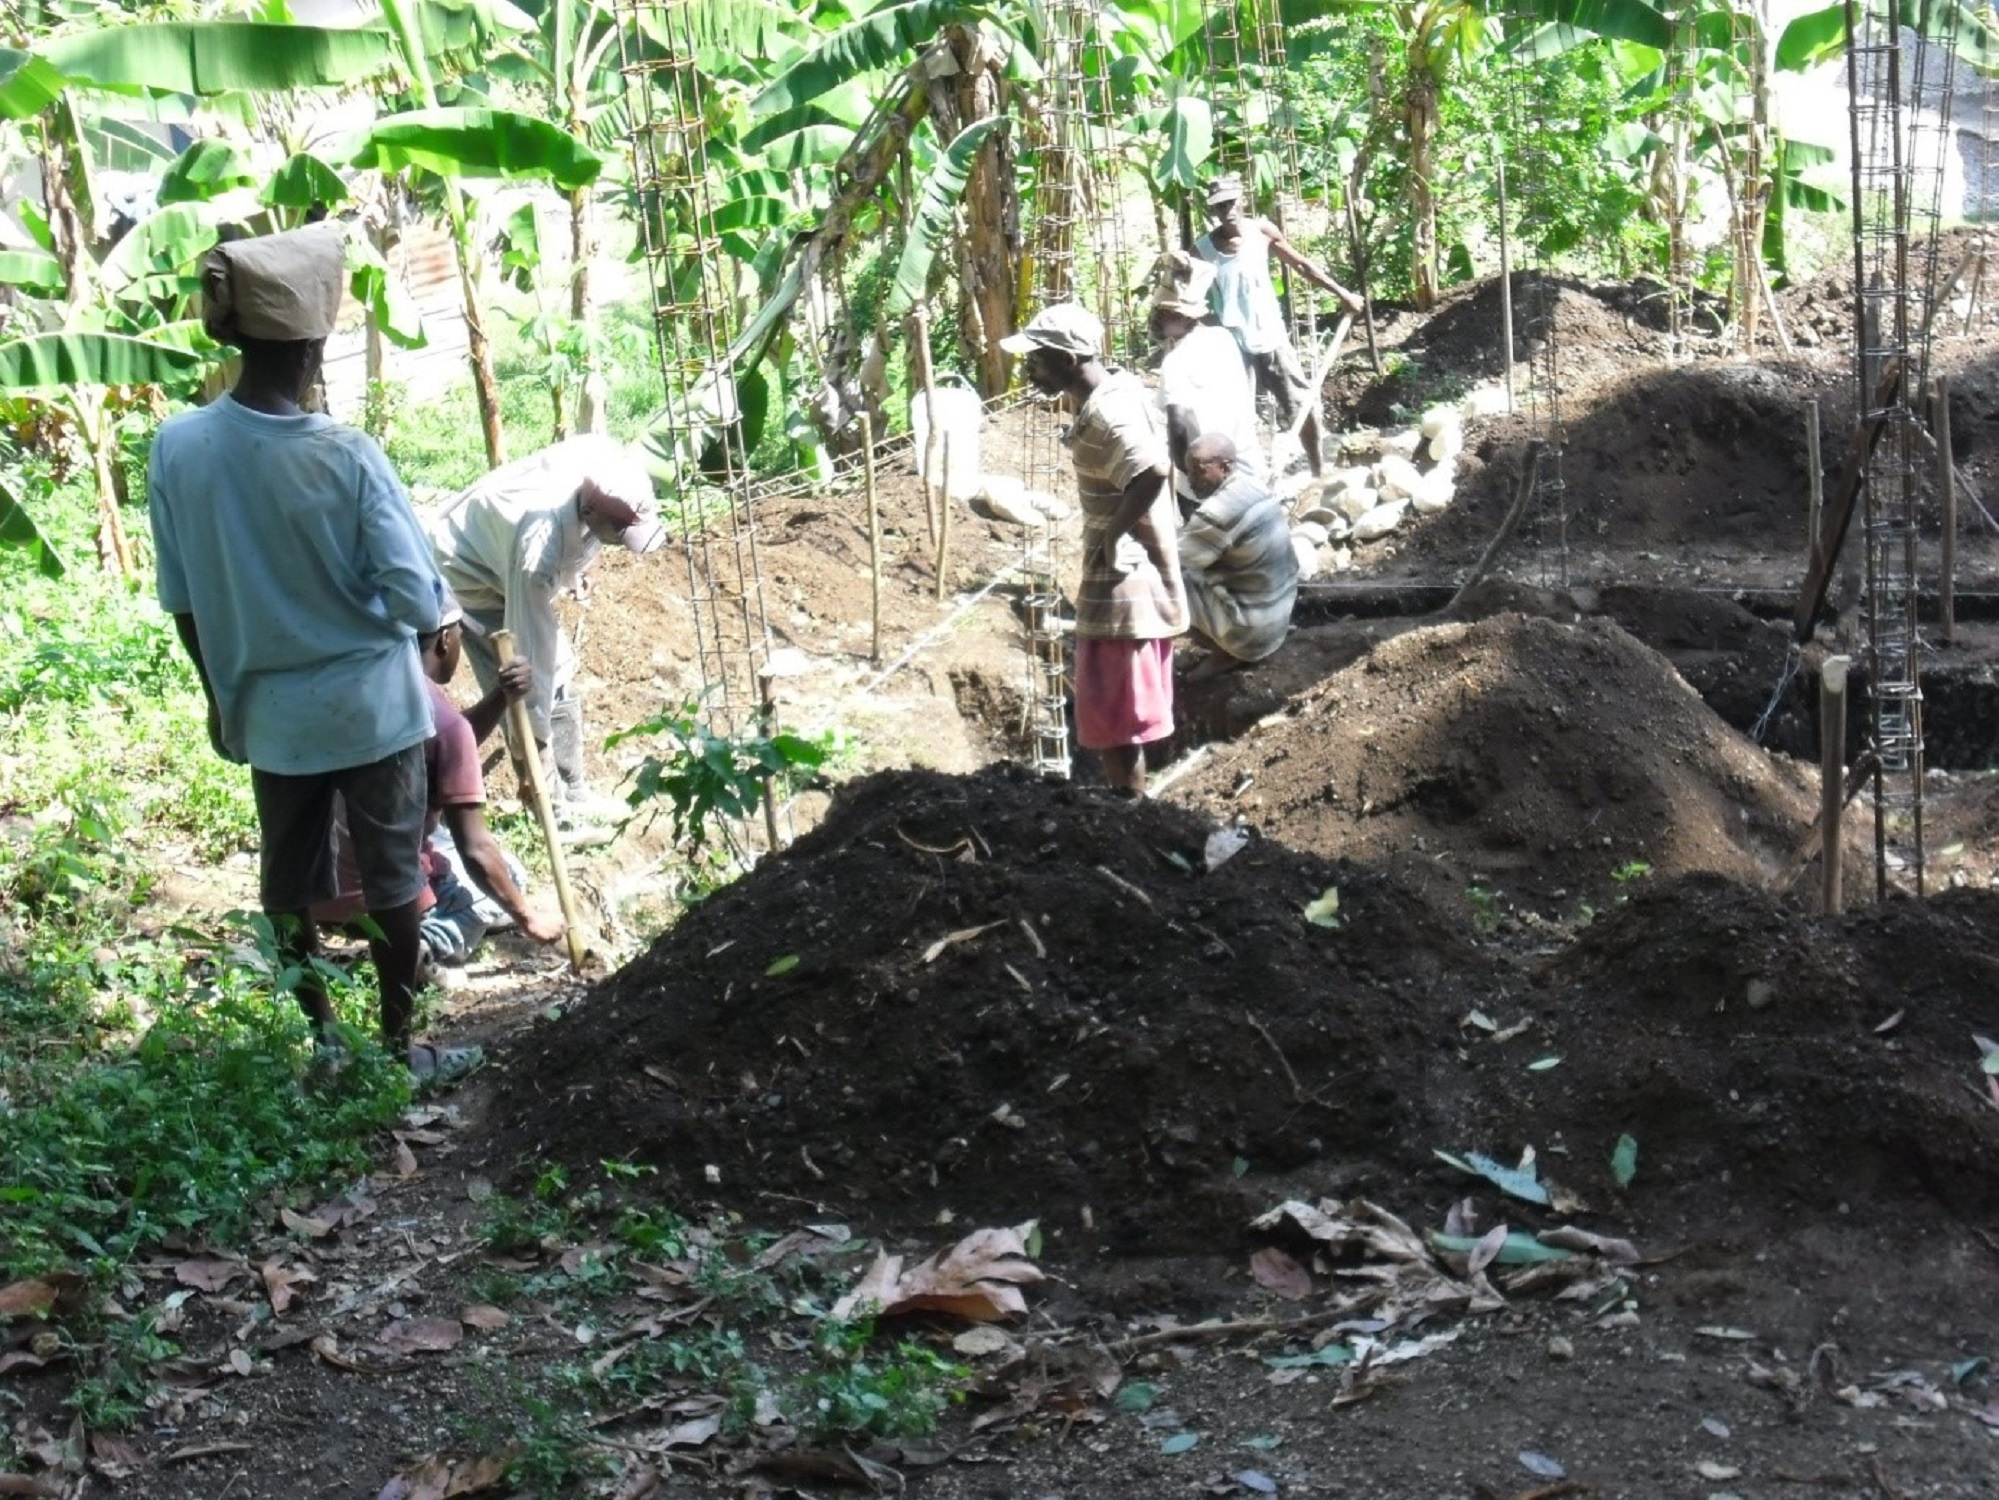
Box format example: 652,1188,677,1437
493,764,1477,1249
490,760,1999,1274
1326,273,1652,430
1389,361,1830,570
1460,873,1999,1233
1170,612,1828,919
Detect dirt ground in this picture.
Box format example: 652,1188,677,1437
13,243,1999,1499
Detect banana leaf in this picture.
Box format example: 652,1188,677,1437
157,138,258,204
1778,0,1999,72
0,332,208,391
42,21,399,96
0,476,67,579
885,116,1008,320
344,107,604,190
262,150,351,211
0,248,65,296
744,0,987,146
0,46,65,120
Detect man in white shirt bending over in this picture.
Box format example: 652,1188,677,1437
425,435,665,825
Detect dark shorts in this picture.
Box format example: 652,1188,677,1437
1249,343,1311,429
253,744,428,915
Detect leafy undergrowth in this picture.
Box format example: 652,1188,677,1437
0,807,411,1425
443,1168,973,1495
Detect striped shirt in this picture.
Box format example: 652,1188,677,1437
1065,370,1188,641
1178,469,1298,662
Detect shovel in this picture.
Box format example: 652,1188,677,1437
494,629,589,974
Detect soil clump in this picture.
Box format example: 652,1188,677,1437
1171,611,1826,918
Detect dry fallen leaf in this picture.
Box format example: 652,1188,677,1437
391,1139,420,1179
660,1415,721,1449
0,1278,70,1321
279,1207,336,1240
374,1451,511,1500
1466,1223,1510,1277
1249,1246,1312,1301
382,1318,464,1355
459,1305,510,1331
832,1222,1043,1322
260,1260,318,1316
173,1258,244,1294
226,1349,253,1377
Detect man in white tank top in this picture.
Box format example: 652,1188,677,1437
1193,173,1365,479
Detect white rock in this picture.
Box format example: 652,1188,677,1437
1332,484,1378,522
1269,429,1308,477
1023,489,1071,523
1426,425,1464,465
1330,545,1353,572
969,483,1045,529
1353,500,1408,542
1291,534,1322,580
1298,504,1339,527
1323,514,1352,542
1376,454,1424,502
1294,520,1330,547
1420,405,1460,440
1322,465,1373,497
1410,473,1454,515
1380,428,1424,459
1461,385,1510,419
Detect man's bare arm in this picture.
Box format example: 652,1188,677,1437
1099,463,1174,575
441,803,564,944
1260,220,1365,312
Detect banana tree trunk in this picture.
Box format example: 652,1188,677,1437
1405,47,1441,311
447,203,507,468
569,185,603,433
944,23,1019,398
70,394,133,578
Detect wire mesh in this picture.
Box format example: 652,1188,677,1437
1844,0,1959,897
616,0,787,842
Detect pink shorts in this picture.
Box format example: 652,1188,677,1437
1074,637,1175,749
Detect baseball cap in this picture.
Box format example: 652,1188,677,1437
436,585,465,629
587,445,668,555
999,303,1104,359
1206,173,1245,208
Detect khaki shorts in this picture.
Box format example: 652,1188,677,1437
253,744,428,914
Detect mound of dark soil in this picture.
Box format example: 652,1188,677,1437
492,765,1475,1247
1170,612,1824,918
1326,273,1654,430
1387,360,1831,571
1442,873,1999,1228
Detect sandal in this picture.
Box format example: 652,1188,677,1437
408,1041,485,1086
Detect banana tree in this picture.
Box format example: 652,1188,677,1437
493,0,628,432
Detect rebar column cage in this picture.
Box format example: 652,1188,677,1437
1016,0,1096,780
616,0,787,831
1844,0,1959,896
1500,6,1569,586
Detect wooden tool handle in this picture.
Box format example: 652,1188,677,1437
493,629,588,973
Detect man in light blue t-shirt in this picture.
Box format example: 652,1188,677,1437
148,223,474,1082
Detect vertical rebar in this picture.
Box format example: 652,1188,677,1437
617,0,786,840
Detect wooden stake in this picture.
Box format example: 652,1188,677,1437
1498,157,1515,415
1804,397,1823,552
493,630,587,973
1820,654,1849,916
934,431,953,602
1939,376,1957,646
861,410,883,665
1447,439,1544,613
913,306,942,546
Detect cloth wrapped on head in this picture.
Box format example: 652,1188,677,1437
201,222,347,345
1151,250,1216,322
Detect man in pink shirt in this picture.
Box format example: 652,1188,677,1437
314,592,564,967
